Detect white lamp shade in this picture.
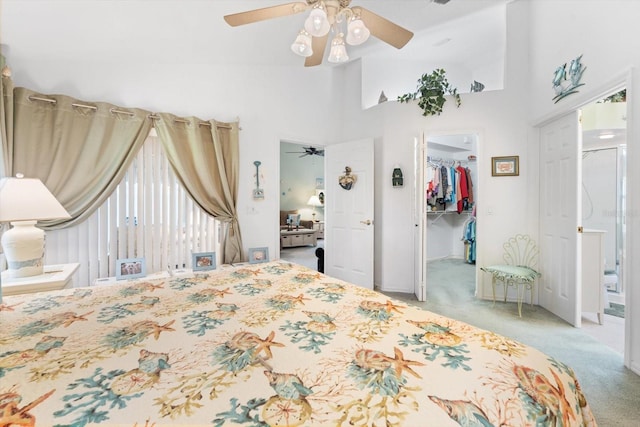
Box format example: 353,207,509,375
307,195,322,207
0,176,71,222
0,175,71,278
346,18,370,46
328,33,349,63
291,30,313,57
304,8,330,37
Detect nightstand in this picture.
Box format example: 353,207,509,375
1,263,80,296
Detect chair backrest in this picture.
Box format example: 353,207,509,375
503,234,538,269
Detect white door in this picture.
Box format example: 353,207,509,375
324,139,374,288
539,111,582,327
414,135,427,301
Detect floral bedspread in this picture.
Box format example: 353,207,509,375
0,261,596,426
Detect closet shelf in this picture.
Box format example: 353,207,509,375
427,210,472,224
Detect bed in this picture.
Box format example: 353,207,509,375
0,261,596,426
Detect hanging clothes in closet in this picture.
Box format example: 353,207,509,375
462,209,476,264
426,158,475,214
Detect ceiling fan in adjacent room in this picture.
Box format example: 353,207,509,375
224,0,414,66
287,146,325,157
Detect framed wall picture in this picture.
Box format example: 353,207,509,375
116,257,146,280
491,156,519,176
248,247,269,264
316,189,325,205
193,252,216,271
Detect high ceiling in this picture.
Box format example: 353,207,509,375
1,0,508,70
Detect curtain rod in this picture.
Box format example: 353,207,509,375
27,95,239,129
28,95,56,104
147,114,237,129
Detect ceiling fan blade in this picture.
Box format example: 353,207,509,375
224,2,308,27
305,34,329,67
353,7,414,49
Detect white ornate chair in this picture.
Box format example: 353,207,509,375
481,235,541,317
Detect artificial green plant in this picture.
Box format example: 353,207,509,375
397,68,461,116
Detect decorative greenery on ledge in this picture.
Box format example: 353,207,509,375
397,68,461,116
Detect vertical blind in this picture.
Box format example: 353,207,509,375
45,134,220,285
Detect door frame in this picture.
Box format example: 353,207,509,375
532,70,634,371
276,138,325,261
415,129,484,300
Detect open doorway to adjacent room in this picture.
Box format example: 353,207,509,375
278,141,325,270
580,88,627,355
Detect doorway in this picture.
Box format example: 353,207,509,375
278,141,325,269
580,88,627,354
415,133,479,301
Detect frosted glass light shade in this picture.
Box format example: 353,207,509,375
291,30,313,57
328,33,349,63
304,8,330,37
346,18,370,45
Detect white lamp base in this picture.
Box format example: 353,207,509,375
1,220,45,278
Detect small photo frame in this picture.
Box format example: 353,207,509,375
316,189,325,205
116,258,146,280
193,252,216,271
491,156,519,176
248,247,269,264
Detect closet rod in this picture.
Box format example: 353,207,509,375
427,156,471,166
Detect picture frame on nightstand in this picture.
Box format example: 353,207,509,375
116,258,146,280
248,247,269,264
193,252,216,271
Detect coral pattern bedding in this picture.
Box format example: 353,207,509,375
0,261,596,426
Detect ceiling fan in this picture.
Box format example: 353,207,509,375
224,0,414,67
287,146,325,157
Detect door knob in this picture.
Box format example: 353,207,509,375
360,219,372,226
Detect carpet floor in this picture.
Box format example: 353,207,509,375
381,258,640,427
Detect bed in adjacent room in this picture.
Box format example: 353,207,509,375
0,261,596,426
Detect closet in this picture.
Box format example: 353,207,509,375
414,133,478,301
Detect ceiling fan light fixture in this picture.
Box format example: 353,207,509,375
304,7,330,37
328,33,349,63
346,17,370,46
291,29,313,57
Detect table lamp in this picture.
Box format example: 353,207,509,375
307,195,323,221
0,174,71,279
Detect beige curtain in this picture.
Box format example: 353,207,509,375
11,87,153,228
0,54,13,178
154,113,243,263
